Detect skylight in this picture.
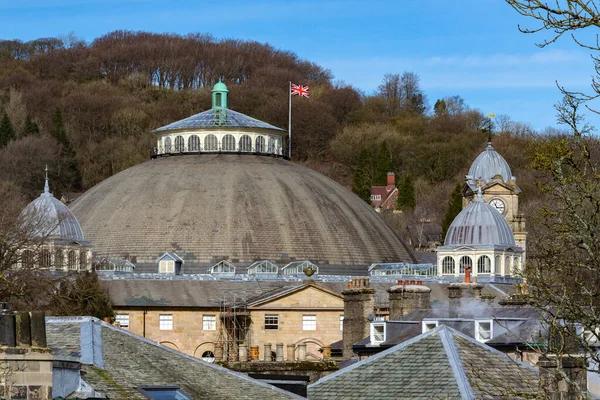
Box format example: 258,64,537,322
138,386,190,400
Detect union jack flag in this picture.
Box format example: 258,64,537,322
291,83,310,98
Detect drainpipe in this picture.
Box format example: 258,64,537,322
143,306,147,338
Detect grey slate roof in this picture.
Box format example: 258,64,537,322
46,317,300,400
70,155,416,269
102,279,513,309
308,325,539,400
153,108,285,132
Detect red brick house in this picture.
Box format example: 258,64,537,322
371,172,397,212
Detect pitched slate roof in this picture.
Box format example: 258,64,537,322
46,317,300,400
308,325,539,400
101,280,513,309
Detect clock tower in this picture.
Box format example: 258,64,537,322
462,141,527,258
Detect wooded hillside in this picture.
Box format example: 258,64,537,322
0,31,553,246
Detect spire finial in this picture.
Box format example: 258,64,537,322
43,164,50,195
476,186,483,201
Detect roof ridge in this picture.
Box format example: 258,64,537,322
309,325,443,388
47,317,303,399
439,326,475,399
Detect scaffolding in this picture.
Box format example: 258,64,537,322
216,295,251,361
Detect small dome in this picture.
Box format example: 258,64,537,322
153,108,285,132
444,193,515,247
467,142,512,186
20,180,85,242
212,81,228,93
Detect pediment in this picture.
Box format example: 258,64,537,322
248,285,343,309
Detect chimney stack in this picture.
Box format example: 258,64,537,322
447,282,484,318
537,355,587,399
342,278,375,360
386,172,395,191
387,280,431,320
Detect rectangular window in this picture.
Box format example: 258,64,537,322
340,315,344,331
302,315,316,331
475,320,492,342
202,315,216,331
371,323,385,343
159,314,173,330
422,320,438,333
115,314,129,329
159,260,174,273
264,314,279,330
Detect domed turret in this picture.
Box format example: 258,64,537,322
20,171,85,242
466,142,513,187
445,190,515,247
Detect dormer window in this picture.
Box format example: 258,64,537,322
422,320,438,333
370,322,386,344
157,252,183,274
210,260,236,274
475,320,493,342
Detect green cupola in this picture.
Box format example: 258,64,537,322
212,81,228,109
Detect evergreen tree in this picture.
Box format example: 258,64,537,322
434,99,447,116
24,116,40,135
0,112,15,148
50,107,72,151
441,183,463,240
373,142,393,185
396,174,416,210
352,149,372,203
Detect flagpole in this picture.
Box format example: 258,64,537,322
288,81,292,160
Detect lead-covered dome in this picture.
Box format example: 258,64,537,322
70,155,416,273
21,180,86,242
444,193,515,247
467,142,513,187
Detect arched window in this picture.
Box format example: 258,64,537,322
68,250,77,270
239,135,252,152
222,134,235,151
459,256,472,274
202,351,215,363
256,136,265,153
164,136,172,152
22,250,35,269
80,251,88,270
204,134,218,151
442,256,455,274
40,249,51,269
513,256,520,273
174,135,184,152
477,255,491,274
267,137,275,153
55,249,63,269
505,256,512,275
495,255,501,275
188,135,200,152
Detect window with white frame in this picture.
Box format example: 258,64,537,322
115,314,129,329
475,320,492,342
370,195,381,201
302,315,316,331
422,320,438,333
340,315,344,331
202,315,216,331
459,255,472,274
159,314,173,330
159,260,174,273
477,255,491,274
442,256,455,274
264,314,279,330
371,323,385,344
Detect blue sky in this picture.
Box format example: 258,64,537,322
1,0,598,131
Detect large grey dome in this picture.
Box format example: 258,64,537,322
444,194,515,247
21,180,85,242
467,142,513,186
70,155,415,272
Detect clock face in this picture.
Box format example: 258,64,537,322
489,199,505,214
